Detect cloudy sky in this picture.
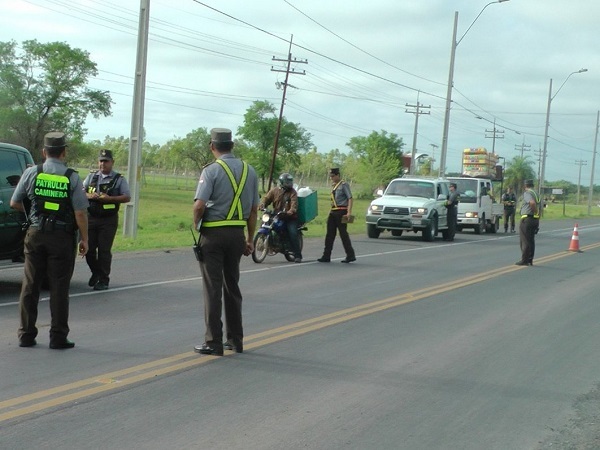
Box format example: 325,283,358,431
3,0,599,183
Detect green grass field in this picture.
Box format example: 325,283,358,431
110,181,600,252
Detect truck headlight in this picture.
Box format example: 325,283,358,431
369,204,382,213
465,212,479,218
410,207,428,215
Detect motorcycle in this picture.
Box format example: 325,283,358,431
252,209,305,263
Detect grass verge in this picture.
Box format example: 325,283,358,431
111,184,600,252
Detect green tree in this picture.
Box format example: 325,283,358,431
0,40,112,160
504,156,536,197
346,130,404,197
165,128,212,173
237,100,312,191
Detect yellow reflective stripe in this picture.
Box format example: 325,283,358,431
215,159,248,221
44,202,60,211
330,180,343,208
521,214,540,219
103,204,116,210
202,220,246,227
36,173,70,184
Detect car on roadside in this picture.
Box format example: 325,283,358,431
0,143,35,263
366,177,451,242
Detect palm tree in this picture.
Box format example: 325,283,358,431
504,156,536,197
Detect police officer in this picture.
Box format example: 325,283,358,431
318,168,356,263
192,128,259,356
516,179,540,266
444,182,459,241
83,149,131,290
10,132,89,349
260,173,303,262
502,187,517,233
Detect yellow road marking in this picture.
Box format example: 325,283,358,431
2,243,598,423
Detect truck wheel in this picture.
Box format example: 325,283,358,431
422,216,438,242
474,214,484,234
488,216,499,234
391,230,403,237
367,224,380,239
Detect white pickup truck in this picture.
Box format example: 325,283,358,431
447,177,504,234
366,177,451,242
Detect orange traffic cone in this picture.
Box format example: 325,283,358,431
568,223,582,252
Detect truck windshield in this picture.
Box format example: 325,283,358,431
452,179,478,204
385,180,434,198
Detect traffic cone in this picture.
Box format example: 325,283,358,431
568,223,582,252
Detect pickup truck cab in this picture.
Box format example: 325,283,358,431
447,177,503,234
366,177,450,242
0,143,34,263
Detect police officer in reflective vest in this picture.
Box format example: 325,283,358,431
318,168,356,263
83,149,131,291
501,187,517,233
10,132,89,349
515,179,540,266
193,128,259,356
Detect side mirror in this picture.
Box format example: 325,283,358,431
437,194,446,201
376,189,384,197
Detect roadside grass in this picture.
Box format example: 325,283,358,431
111,180,600,252
111,183,371,252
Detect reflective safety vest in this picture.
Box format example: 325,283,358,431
330,180,348,210
87,172,122,218
202,160,249,227
33,165,74,223
520,189,540,219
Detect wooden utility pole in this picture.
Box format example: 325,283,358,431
123,0,150,238
405,96,430,174
575,159,588,204
485,118,504,155
267,36,307,191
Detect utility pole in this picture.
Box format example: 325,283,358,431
485,118,504,155
575,159,588,204
123,0,150,239
405,98,430,174
587,111,599,215
268,35,307,191
534,144,543,183
429,143,439,175
515,138,531,158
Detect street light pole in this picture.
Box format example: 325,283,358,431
438,0,509,178
539,68,587,216
587,111,599,215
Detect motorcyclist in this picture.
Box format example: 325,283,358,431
260,173,303,263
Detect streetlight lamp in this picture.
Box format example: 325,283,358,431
438,0,510,178
539,68,588,215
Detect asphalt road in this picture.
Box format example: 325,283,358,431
1,219,600,449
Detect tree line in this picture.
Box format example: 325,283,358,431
0,39,593,200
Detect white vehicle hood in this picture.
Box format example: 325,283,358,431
370,195,435,208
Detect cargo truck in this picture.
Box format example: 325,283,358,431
447,176,504,234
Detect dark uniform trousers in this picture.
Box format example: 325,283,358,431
19,227,76,341
519,216,539,263
323,209,355,259
447,206,457,240
504,207,516,231
86,214,119,284
200,226,246,347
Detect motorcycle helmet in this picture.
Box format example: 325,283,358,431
278,173,294,190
